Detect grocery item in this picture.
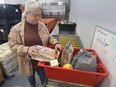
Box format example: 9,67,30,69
60,41,74,66
32,45,59,62
63,63,73,69
50,59,59,66
72,49,97,72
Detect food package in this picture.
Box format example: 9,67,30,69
60,41,74,66
32,45,59,62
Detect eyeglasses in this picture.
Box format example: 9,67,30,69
29,11,42,18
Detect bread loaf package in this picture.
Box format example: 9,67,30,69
32,45,59,62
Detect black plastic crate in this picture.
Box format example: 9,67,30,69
58,23,76,35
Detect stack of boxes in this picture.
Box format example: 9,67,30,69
0,42,18,78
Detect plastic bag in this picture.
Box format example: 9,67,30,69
71,49,83,67
71,49,97,72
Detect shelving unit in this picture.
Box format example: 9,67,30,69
42,2,67,20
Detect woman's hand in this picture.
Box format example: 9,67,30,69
27,46,38,57
55,43,62,52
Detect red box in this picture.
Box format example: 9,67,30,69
39,17,57,33
38,48,108,86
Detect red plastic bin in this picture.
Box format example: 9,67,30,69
38,48,108,86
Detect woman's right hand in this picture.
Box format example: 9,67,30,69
27,46,38,57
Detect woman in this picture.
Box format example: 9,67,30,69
8,0,62,87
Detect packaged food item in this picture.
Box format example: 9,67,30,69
50,59,59,67
60,41,74,66
32,45,59,62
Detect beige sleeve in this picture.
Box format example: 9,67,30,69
49,35,58,45
8,26,29,56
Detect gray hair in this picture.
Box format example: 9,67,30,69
22,0,41,20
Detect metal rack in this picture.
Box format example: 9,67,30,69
41,2,67,20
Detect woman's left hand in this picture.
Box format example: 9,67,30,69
55,43,62,52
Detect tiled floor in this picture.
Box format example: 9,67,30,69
1,73,42,87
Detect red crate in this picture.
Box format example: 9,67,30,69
38,48,108,86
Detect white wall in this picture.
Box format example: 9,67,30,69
69,0,116,48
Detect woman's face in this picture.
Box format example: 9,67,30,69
26,8,42,25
